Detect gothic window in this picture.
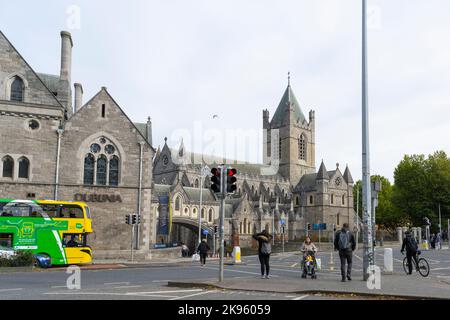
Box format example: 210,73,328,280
208,209,213,222
278,137,282,160
201,208,205,219
109,156,119,186
239,222,243,234
96,156,107,185
309,195,313,205
244,218,247,234
2,156,14,178
10,76,24,102
298,134,306,160
84,137,120,185
83,154,95,185
342,195,345,205
248,222,251,234
331,194,334,204
194,179,199,188
175,196,181,211
337,213,340,226
18,157,30,179
295,196,299,206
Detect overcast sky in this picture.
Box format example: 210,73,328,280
1,0,449,183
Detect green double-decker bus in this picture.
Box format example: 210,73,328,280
0,199,93,266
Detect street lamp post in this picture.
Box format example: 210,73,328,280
362,0,374,281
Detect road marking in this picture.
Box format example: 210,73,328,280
353,254,363,261
43,292,176,298
292,295,308,300
51,286,67,289
152,280,171,283
203,266,280,277
170,290,213,300
290,263,299,268
104,282,129,286
0,288,23,292
130,289,204,295
113,285,142,289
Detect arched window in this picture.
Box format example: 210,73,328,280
279,137,282,160
2,156,14,178
342,195,345,205
10,76,24,102
184,207,189,215
239,222,243,234
96,155,107,185
109,156,119,186
298,134,306,160
251,185,254,195
194,179,199,188
18,157,30,179
244,218,247,234
337,213,340,226
309,195,313,204
175,196,181,211
331,194,334,204
83,154,95,185
208,209,213,222
295,196,299,206
248,222,251,234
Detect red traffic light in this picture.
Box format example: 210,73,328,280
211,168,221,176
227,168,237,176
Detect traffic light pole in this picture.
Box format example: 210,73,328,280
131,223,134,262
219,166,225,282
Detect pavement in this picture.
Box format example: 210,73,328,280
1,244,449,300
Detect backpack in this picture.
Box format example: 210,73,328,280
406,236,418,252
338,230,350,250
261,241,272,255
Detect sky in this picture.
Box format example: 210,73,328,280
1,0,449,183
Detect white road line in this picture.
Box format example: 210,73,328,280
50,286,67,289
203,266,280,277
353,254,363,262
104,282,129,286
292,295,309,300
43,292,176,298
113,285,142,289
290,263,299,268
170,290,213,300
0,288,23,292
130,289,204,295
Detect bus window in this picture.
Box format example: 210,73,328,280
1,202,42,217
85,206,91,219
62,233,87,247
0,233,13,248
61,206,83,219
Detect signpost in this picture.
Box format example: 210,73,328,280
280,219,286,253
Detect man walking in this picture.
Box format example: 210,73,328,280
334,223,356,282
197,239,210,267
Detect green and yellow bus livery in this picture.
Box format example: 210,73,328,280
0,199,93,266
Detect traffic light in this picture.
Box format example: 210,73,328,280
226,168,237,193
210,167,222,193
214,225,218,234
132,214,137,225
126,214,131,225
307,223,312,231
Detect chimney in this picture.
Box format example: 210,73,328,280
74,83,83,112
146,117,153,146
60,31,73,82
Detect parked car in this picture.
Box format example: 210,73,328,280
34,254,52,268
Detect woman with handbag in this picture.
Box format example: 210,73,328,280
252,230,273,279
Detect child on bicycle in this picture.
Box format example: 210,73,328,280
401,230,419,275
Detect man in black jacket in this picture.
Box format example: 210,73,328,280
197,239,211,267
401,231,419,274
334,223,356,282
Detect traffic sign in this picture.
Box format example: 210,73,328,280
202,229,209,235
280,219,286,226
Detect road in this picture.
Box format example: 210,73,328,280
0,245,449,300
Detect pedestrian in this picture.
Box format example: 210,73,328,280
401,230,419,275
197,239,210,267
334,223,356,282
252,230,273,279
436,232,442,250
181,243,189,257
430,233,436,249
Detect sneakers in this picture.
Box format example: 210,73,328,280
261,275,265,279
347,275,352,281
265,275,270,279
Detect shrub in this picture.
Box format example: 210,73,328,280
0,250,34,268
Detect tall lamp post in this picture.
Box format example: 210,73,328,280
362,0,374,281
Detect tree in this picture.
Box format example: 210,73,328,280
393,151,450,232
353,175,404,231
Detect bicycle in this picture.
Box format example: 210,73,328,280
402,251,430,277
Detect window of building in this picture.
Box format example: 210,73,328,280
244,218,247,234
28,120,39,130
295,196,299,206
208,209,213,222
194,179,199,188
10,76,24,102
101,104,106,118
309,195,313,205
96,155,107,185
109,156,119,186
298,134,306,160
239,222,242,234
18,157,29,179
83,154,95,185
331,194,334,204
175,196,181,211
248,222,251,234
337,213,340,226
278,137,282,160
201,208,205,219
2,156,14,178
184,207,189,215
342,195,345,205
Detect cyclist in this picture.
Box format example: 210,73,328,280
401,230,419,275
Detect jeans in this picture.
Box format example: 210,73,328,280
259,253,270,276
406,251,419,274
339,249,353,278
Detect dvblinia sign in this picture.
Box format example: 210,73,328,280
74,194,122,203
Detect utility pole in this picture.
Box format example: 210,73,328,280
356,188,360,251
362,0,374,281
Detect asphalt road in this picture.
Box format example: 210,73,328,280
0,245,449,300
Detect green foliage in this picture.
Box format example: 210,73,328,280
0,250,34,267
353,151,450,233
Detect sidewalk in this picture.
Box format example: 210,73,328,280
168,271,450,299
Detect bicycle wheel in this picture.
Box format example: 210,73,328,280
402,257,409,274
417,258,430,277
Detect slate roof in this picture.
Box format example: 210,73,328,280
270,85,307,128
37,73,60,95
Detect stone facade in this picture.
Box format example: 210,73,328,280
0,30,155,256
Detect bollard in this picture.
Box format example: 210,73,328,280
397,227,403,244
329,251,334,271
383,248,393,274
232,246,241,264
